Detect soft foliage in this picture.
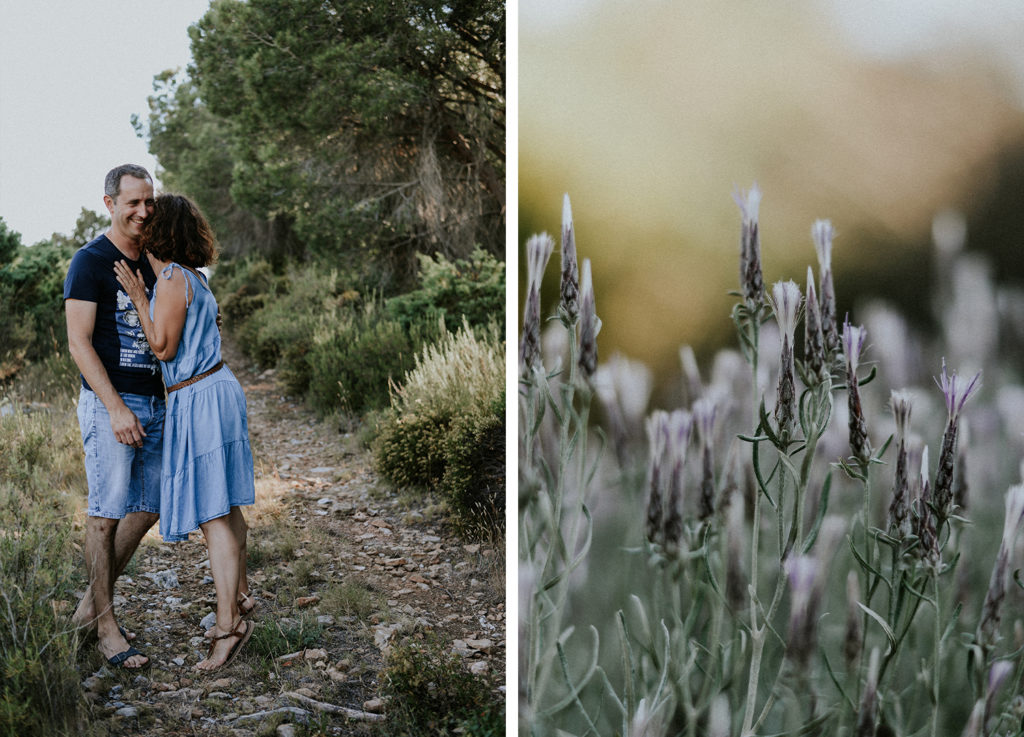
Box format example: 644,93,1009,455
137,0,504,282
382,636,504,736
521,191,1024,737
375,322,505,537
0,213,105,382
0,408,87,737
386,248,506,333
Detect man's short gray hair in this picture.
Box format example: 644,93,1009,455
104,164,153,200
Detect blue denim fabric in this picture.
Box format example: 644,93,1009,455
77,388,165,518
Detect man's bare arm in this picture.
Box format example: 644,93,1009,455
65,299,146,447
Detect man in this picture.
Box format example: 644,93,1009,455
64,164,163,669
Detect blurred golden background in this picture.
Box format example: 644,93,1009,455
519,0,1024,388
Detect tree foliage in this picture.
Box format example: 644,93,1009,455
137,0,505,288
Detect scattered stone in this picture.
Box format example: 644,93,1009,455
326,667,347,683
362,697,385,713
304,648,328,661
470,661,489,675
210,678,234,690
316,615,335,626
144,569,180,589
295,595,320,607
276,725,297,737
207,691,232,699
200,611,217,631
115,706,139,718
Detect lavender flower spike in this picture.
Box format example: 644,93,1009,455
644,411,669,544
519,234,554,377
812,219,840,356
843,320,871,465
577,258,601,380
888,390,913,537
734,183,765,307
662,410,693,554
978,485,1024,647
916,445,940,568
803,266,827,383
933,359,981,517
769,280,802,439
693,396,719,520
937,358,982,423
560,193,580,324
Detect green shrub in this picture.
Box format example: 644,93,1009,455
0,220,76,383
215,258,284,325
442,401,505,537
385,248,505,333
374,322,504,537
375,411,452,490
381,636,503,736
307,305,442,417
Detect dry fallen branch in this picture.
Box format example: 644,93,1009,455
284,691,386,722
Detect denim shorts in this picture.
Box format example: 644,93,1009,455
77,388,165,518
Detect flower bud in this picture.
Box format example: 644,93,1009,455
812,219,839,356
519,234,554,377
577,258,600,380
734,184,765,308
843,321,871,465
560,194,579,323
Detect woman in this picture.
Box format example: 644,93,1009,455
114,194,256,672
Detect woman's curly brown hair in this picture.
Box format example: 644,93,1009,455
140,194,218,268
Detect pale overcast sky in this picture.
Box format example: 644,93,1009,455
0,1,212,245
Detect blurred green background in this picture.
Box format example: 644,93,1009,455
519,0,1024,387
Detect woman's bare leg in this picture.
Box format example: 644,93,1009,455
196,514,245,670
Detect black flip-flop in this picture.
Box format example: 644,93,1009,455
105,645,149,670
79,624,136,644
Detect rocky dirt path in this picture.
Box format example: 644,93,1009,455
78,341,506,736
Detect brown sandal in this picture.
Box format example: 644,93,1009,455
198,617,254,672
204,594,257,639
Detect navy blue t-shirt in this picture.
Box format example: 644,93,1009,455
63,234,163,396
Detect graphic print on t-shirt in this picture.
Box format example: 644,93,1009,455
116,288,158,373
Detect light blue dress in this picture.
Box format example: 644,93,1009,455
152,264,255,542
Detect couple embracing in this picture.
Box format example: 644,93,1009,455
64,164,256,672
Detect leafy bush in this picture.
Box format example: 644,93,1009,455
442,400,506,537
375,412,452,490
0,218,77,382
386,248,505,333
307,304,442,417
374,322,504,537
382,636,503,737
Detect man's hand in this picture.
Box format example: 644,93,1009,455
109,403,146,448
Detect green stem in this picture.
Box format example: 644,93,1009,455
931,573,941,737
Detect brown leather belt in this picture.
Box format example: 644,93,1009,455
166,361,224,393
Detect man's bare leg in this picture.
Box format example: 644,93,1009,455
74,511,156,665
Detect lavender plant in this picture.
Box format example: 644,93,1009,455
519,188,1024,737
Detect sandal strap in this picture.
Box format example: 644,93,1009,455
212,615,245,640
